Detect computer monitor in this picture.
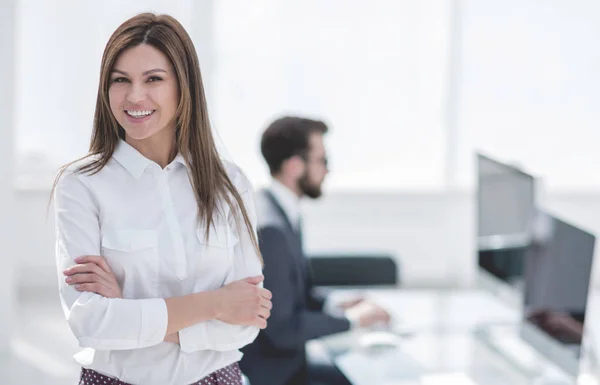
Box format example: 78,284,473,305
521,214,596,376
477,153,536,298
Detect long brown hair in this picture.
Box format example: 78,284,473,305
51,13,262,264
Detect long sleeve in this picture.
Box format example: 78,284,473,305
306,262,327,311
178,184,262,353
55,172,168,351
260,226,350,352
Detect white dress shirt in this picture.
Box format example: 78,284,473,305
269,179,302,231
54,140,261,385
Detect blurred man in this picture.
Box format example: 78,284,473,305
240,116,391,385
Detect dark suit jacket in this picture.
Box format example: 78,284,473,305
240,189,350,385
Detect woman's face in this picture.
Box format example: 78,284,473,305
108,44,179,141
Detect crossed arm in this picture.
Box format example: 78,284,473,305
56,173,271,351
63,255,271,345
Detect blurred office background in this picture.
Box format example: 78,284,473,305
2,0,600,384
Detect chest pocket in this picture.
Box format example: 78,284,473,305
193,223,239,288
101,228,159,299
196,223,239,255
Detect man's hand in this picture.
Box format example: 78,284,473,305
345,301,391,328
528,309,583,342
215,275,273,329
63,255,122,298
338,297,364,310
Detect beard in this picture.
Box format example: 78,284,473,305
298,173,323,199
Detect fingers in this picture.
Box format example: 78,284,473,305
340,298,364,309
72,282,113,297
65,272,113,290
380,312,391,323
258,305,271,320
75,255,113,273
260,298,272,311
65,273,99,285
63,264,121,298
64,263,116,288
371,306,391,323
243,275,264,285
63,262,105,278
253,317,267,329
64,267,110,290
377,312,391,324
259,288,272,300
64,267,110,287
355,304,391,327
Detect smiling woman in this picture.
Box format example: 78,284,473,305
108,46,178,145
50,13,270,385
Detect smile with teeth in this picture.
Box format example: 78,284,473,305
126,109,155,118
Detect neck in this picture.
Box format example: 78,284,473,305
274,175,303,198
126,128,177,169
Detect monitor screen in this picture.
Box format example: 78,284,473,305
522,214,596,375
477,153,536,290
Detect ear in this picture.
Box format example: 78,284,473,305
281,155,306,179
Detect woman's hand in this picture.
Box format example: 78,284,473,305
63,255,122,298
63,259,272,330
215,275,273,329
164,333,180,345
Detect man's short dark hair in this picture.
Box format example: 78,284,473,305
260,116,329,175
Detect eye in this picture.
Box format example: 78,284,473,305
111,77,128,83
147,76,163,82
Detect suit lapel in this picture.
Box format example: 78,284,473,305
264,190,296,237
264,189,308,280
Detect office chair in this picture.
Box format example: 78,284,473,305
308,254,399,287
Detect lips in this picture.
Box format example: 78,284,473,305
124,109,156,123
125,109,155,118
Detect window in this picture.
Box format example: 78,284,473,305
455,0,600,191
212,0,452,190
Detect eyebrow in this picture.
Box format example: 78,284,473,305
111,68,167,76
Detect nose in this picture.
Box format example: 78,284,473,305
126,83,146,104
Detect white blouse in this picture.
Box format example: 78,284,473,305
54,140,261,385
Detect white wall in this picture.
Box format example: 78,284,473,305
455,0,600,190
1,0,17,354
17,1,600,191
304,191,475,287
15,0,202,171
212,0,452,190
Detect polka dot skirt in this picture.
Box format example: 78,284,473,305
78,362,242,385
